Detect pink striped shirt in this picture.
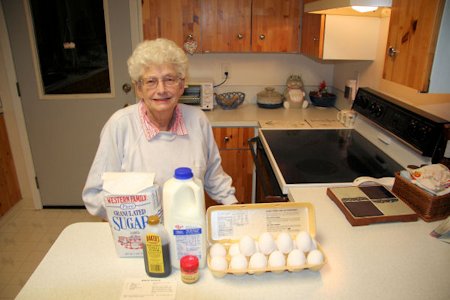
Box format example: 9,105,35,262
139,100,188,141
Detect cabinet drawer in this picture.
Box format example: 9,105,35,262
213,127,254,149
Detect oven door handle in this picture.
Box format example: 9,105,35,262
248,137,288,203
247,136,259,169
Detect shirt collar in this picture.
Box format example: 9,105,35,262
139,100,188,141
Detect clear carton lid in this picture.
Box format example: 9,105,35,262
206,202,316,244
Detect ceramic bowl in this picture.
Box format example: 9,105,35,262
309,92,337,107
257,87,283,109
216,92,245,110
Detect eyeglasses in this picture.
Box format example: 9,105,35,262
138,75,181,89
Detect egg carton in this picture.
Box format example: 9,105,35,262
206,202,327,277
207,244,326,277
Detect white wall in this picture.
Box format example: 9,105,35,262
188,53,334,103
429,0,450,94
332,14,391,110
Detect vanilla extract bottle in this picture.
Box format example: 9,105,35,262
142,215,172,278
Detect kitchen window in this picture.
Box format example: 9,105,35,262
27,0,113,98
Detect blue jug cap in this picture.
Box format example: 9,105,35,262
174,167,193,180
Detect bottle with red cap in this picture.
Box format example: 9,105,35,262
180,255,199,284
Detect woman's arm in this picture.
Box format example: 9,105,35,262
82,116,125,219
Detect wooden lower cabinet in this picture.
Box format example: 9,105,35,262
205,127,254,209
0,114,21,216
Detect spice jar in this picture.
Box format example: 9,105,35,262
180,255,199,284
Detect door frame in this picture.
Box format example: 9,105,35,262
0,0,142,209
0,1,41,209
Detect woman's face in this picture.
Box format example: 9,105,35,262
136,63,185,116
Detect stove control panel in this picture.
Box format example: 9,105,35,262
353,88,448,162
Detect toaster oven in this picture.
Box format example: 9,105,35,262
180,80,214,110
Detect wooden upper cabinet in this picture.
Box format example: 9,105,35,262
142,0,300,53
383,0,445,92
301,12,380,60
201,0,252,52
142,0,201,52
252,0,300,52
300,11,324,58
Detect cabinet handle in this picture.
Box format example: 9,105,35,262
313,37,319,41
237,33,244,39
259,34,265,40
224,136,230,142
387,46,399,57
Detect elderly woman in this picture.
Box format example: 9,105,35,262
82,38,237,219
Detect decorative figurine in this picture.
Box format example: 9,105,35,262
283,75,308,109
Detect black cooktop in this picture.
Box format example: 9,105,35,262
261,129,403,184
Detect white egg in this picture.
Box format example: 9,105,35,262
287,249,306,267
230,254,248,270
239,235,257,257
249,252,268,269
307,249,324,265
258,232,276,255
268,250,286,268
209,243,227,258
276,232,294,254
295,231,313,253
210,256,228,271
228,243,241,257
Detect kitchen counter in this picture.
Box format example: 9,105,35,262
205,103,340,127
16,189,450,300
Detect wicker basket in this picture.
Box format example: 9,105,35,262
392,172,450,222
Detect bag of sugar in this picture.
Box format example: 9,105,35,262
103,172,162,257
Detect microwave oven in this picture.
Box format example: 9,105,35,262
180,80,214,111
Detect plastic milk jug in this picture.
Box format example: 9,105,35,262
163,167,206,269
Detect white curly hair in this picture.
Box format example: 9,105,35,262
127,38,189,82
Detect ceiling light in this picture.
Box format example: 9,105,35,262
351,6,378,12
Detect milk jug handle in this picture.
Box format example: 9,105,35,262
189,181,202,205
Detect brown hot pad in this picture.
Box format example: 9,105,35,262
327,185,418,226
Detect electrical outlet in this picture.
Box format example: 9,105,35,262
221,63,230,79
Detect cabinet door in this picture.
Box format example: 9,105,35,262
252,0,300,52
383,0,445,92
220,149,253,202
201,0,251,52
0,114,21,216
205,149,253,209
300,12,324,58
205,127,254,209
142,0,201,52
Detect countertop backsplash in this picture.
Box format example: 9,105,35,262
213,84,352,111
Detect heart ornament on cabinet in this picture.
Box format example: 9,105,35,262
184,34,197,55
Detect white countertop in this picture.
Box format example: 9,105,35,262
16,188,450,300
205,103,340,127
